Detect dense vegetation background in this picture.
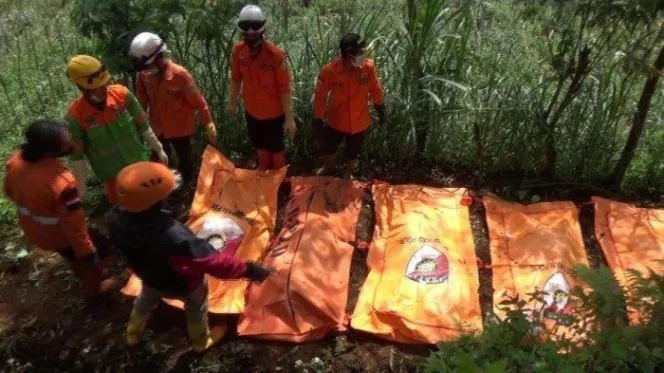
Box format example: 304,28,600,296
0,0,662,223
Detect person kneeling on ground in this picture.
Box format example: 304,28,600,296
312,33,386,179
3,119,118,299
108,161,271,353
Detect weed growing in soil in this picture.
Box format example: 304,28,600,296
421,265,664,373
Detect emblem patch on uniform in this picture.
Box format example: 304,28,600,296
540,272,575,326
358,72,369,84
196,216,245,255
405,245,450,284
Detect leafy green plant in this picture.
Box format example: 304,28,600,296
421,265,664,373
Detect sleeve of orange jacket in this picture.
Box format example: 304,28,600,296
135,74,149,111
275,54,292,94
312,67,330,119
55,176,95,258
231,45,242,82
181,71,213,124
369,62,384,106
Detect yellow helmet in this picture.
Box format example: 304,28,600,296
66,55,110,90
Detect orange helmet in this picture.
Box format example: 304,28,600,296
116,161,176,213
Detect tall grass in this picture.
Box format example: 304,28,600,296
0,0,662,224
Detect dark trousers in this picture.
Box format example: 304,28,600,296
152,136,194,184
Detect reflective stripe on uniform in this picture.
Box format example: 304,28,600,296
17,206,60,225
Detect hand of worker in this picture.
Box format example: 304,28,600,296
205,122,218,144
227,102,237,118
245,262,272,283
285,116,297,140
156,149,169,166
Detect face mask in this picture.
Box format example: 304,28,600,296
352,54,366,67
243,34,263,48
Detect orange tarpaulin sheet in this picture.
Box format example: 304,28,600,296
238,177,365,342
122,146,286,314
351,183,482,344
593,196,664,324
484,196,589,335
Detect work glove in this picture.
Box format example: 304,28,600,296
205,122,218,144
245,262,271,283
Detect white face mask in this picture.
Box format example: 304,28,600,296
352,54,366,67
146,65,160,74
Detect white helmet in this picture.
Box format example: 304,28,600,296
129,32,167,65
238,5,266,33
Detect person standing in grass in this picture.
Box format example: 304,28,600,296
311,33,386,179
65,55,168,204
228,4,297,170
108,161,271,353
3,119,118,299
129,32,218,186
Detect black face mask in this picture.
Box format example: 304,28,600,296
243,35,263,49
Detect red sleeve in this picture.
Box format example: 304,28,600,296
231,44,242,82
169,237,248,280
181,71,213,124
312,67,330,119
275,52,292,95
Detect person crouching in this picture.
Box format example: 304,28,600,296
108,161,271,353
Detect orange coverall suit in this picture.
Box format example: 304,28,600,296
312,57,384,159
136,60,213,183
231,40,292,169
4,151,110,296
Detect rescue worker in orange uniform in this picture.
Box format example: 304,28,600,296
229,4,297,170
65,55,169,205
312,33,386,179
129,32,218,186
109,161,271,352
3,119,118,298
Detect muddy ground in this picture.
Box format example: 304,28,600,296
0,157,660,373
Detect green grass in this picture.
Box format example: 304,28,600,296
0,0,662,225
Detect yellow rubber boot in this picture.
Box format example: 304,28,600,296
126,310,149,347
187,321,228,353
